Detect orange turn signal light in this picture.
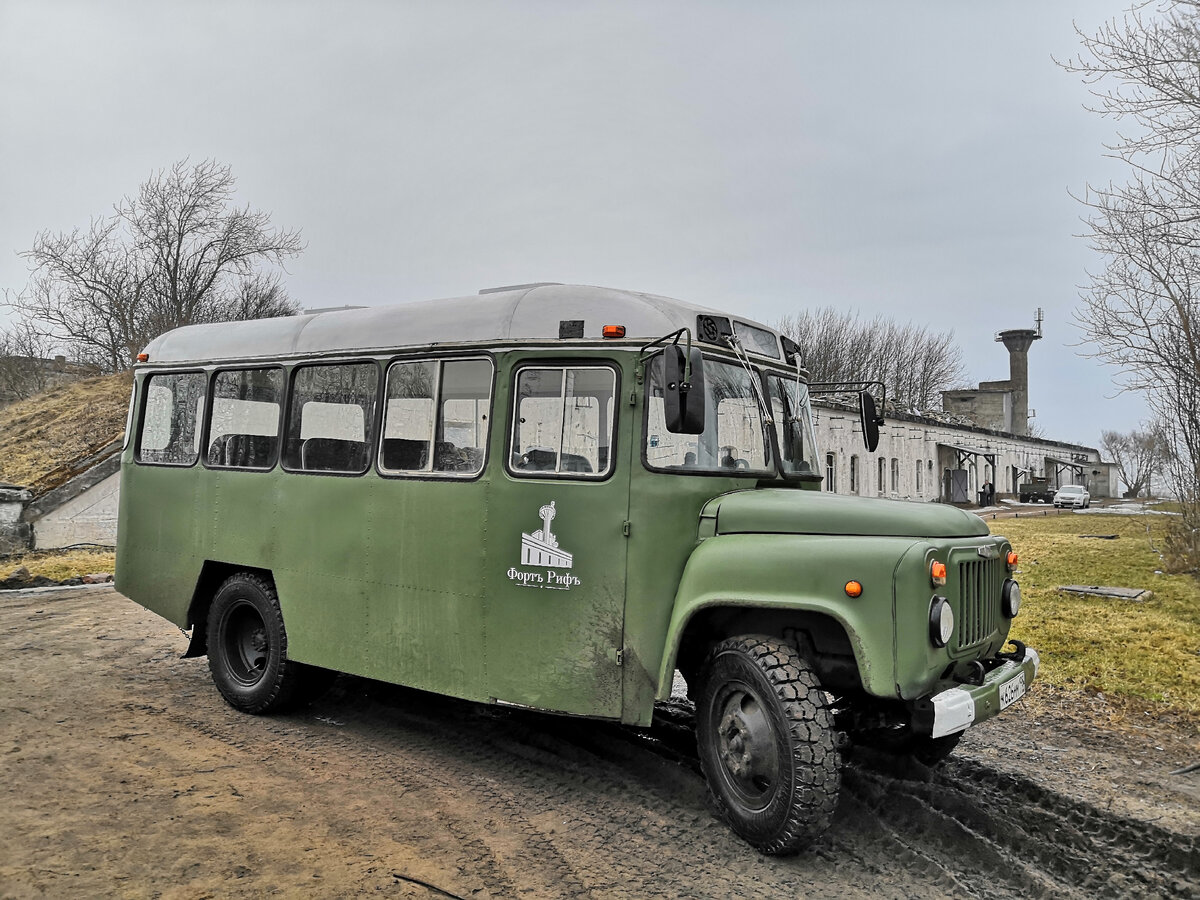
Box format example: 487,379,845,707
136,353,149,362
930,560,947,586
1006,550,1019,568
602,324,626,338
845,581,863,598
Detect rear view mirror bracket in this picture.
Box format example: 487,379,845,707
809,380,886,452
638,329,706,434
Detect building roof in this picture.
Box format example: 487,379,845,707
141,283,783,365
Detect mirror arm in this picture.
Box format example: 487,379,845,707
809,380,886,424
638,327,695,389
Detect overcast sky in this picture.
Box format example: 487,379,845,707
0,1,1145,449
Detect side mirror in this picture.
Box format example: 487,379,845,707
860,391,882,452
664,346,705,434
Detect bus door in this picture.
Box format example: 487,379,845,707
483,362,629,718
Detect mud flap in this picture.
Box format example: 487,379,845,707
181,626,206,658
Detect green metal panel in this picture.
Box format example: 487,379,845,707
479,353,630,718
706,488,990,539
114,449,203,627
658,532,923,700
891,537,1014,699
620,470,753,724
266,472,491,696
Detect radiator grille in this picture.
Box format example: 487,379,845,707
956,557,1002,649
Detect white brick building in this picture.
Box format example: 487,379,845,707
813,401,1117,503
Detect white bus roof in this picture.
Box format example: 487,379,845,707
140,283,785,365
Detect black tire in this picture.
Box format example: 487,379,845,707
206,573,328,714
695,635,841,855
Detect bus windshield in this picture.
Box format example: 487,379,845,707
767,373,821,478
644,354,773,474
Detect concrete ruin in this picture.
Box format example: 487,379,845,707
942,316,1043,437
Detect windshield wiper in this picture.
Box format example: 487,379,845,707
723,334,774,427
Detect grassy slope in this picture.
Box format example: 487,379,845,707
4,548,116,580
0,373,132,494
999,512,1200,714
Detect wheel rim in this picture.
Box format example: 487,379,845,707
710,679,782,809
219,598,269,686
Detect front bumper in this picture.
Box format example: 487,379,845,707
914,647,1040,739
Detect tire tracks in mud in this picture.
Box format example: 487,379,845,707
156,683,783,899
292,680,1198,899
6,588,1198,900
631,700,1199,899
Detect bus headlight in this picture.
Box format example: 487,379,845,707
1002,579,1021,618
929,596,954,648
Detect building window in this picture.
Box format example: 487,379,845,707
826,453,836,491
850,455,859,494
915,459,923,493
878,456,886,496
891,457,900,493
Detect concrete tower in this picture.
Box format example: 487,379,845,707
941,311,1043,435
994,328,1041,436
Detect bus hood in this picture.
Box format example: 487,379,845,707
703,488,990,539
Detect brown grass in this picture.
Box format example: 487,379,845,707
999,512,1200,716
0,373,132,494
3,548,116,581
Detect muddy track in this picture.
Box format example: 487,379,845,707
2,587,1197,899
608,700,1200,900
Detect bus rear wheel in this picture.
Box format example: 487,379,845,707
207,573,320,714
696,635,841,855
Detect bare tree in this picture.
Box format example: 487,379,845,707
0,317,56,403
774,308,967,411
9,159,303,372
1062,1,1200,568
1100,427,1172,497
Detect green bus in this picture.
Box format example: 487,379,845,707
116,283,1037,854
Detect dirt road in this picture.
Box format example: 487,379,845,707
2,587,1197,899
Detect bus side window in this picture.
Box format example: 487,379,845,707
283,362,379,474
381,357,491,476
137,372,206,466
508,366,616,478
206,367,283,469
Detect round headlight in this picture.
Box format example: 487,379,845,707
929,596,954,647
1002,579,1021,618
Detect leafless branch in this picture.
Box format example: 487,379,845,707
11,159,303,373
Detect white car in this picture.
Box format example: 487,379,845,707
1053,484,1091,509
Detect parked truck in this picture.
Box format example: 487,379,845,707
1018,476,1055,504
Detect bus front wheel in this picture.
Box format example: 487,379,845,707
696,635,841,855
207,573,312,714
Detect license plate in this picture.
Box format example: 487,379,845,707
999,671,1026,709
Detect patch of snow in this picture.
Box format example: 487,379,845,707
1076,505,1179,516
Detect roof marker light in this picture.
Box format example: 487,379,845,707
602,325,626,339
137,353,149,362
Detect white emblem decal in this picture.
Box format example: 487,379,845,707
508,501,581,590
